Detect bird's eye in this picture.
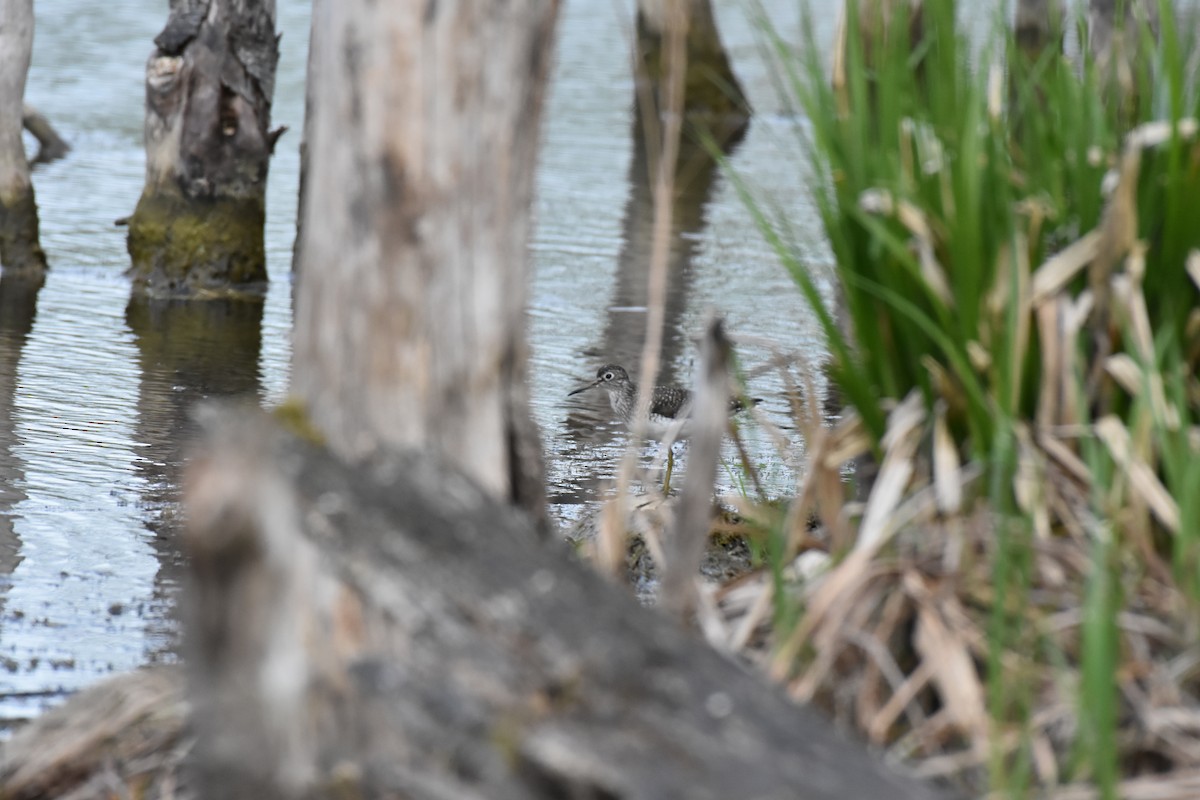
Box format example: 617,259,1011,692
603,371,614,381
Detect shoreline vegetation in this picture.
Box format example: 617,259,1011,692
709,0,1200,796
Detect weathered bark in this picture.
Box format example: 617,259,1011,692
634,0,749,150
0,0,46,277
21,104,70,164
180,410,952,800
126,0,281,297
292,0,554,523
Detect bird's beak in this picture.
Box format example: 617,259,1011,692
567,377,602,397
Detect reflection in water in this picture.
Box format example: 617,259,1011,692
3,0,817,722
587,0,749,383
0,274,44,641
126,296,264,644
560,98,745,502
594,133,729,368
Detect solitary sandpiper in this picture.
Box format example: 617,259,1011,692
568,363,760,489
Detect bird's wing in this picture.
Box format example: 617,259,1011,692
650,386,691,419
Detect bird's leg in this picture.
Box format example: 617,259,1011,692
663,446,675,495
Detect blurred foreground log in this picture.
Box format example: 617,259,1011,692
184,409,952,799
2,408,954,799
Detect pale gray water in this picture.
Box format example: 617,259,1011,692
0,0,836,727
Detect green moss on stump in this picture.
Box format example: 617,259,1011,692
0,186,48,277
127,188,267,298
272,397,326,446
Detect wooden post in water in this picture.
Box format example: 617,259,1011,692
0,0,46,277
291,0,555,524
178,409,960,800
126,0,282,297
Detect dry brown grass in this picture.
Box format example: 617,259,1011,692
667,119,1200,797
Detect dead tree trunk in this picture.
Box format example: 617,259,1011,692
126,0,281,297
291,0,553,522
0,0,46,277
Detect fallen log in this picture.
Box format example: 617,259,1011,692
0,667,188,800
185,408,952,799
1,407,956,800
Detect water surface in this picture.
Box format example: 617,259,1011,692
0,0,835,726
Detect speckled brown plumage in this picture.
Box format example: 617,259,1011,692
568,363,758,439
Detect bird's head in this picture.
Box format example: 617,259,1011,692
568,364,631,397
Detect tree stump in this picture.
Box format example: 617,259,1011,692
291,0,556,523
0,0,47,277
126,0,281,297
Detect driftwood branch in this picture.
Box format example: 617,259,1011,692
125,0,278,295
21,104,70,164
661,315,730,617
